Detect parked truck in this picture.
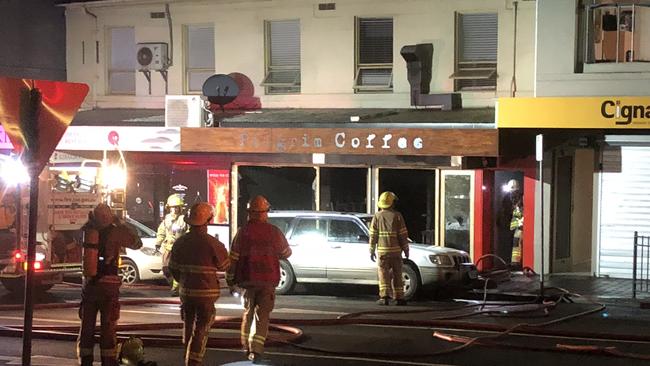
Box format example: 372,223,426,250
0,156,125,293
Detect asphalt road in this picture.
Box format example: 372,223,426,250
0,281,649,366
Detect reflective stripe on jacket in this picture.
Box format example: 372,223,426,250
369,208,409,256
169,229,229,299
156,214,188,251
226,220,292,288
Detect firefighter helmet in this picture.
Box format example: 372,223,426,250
247,195,271,213
185,202,214,226
507,179,521,192
378,191,397,209
93,203,113,229
166,193,185,208
118,336,145,366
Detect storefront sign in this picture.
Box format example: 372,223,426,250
207,170,230,224
182,128,497,156
497,97,650,129
0,126,12,149
56,126,181,151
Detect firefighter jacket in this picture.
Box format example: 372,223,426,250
510,205,524,238
169,228,229,299
226,220,292,288
369,208,409,257
156,213,188,252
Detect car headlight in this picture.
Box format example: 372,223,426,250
429,254,453,266
141,247,159,256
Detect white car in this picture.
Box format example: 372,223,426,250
120,217,165,285
268,211,478,300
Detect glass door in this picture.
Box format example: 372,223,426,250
439,170,475,258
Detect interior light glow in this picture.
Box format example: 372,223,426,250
103,164,127,190
0,155,29,186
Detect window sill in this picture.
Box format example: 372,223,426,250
584,62,650,74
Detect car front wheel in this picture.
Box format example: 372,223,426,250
275,259,295,295
402,264,420,300
120,259,140,285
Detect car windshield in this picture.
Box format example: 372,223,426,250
125,217,156,238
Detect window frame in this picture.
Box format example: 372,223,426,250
262,19,301,95
183,24,216,94
451,12,498,92
353,17,394,93
583,1,650,65
107,26,136,95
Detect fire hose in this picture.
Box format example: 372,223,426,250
1,284,649,362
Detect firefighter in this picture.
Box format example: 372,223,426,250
508,179,524,266
169,202,229,366
369,191,410,306
156,193,188,296
77,203,143,366
226,195,292,363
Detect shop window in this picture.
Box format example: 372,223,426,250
185,24,215,93
108,27,136,95
450,13,498,91
354,17,393,92
584,1,650,63
262,19,301,94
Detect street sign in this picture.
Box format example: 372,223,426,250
0,77,88,366
0,77,89,172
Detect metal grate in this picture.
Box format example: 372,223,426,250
633,231,650,298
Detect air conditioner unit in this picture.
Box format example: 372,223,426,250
136,42,169,71
165,95,204,128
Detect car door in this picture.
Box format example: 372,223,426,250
286,216,328,280
326,218,376,282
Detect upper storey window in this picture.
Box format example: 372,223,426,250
585,1,650,63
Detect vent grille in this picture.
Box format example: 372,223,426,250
318,3,336,11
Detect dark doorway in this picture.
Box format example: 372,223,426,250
493,171,524,264
238,166,316,227
553,155,573,272
320,168,367,212
378,169,435,244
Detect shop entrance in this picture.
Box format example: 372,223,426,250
378,169,435,244
493,171,524,265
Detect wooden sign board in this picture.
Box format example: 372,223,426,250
181,128,498,157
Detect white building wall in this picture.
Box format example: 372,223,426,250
536,0,650,97
64,0,535,109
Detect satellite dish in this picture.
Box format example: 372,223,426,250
137,47,153,67
202,74,240,111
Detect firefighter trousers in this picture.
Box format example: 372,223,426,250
180,296,217,366
162,249,179,291
77,280,121,366
241,286,275,354
378,254,404,300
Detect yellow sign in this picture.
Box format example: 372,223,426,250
497,97,650,129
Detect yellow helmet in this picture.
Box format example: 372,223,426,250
118,336,144,366
247,195,271,213
166,193,185,208
378,191,397,209
185,202,214,226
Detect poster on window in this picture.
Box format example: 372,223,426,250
207,169,230,224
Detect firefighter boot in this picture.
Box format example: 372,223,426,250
376,297,389,306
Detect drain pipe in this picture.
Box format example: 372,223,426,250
84,6,99,108
510,1,518,97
